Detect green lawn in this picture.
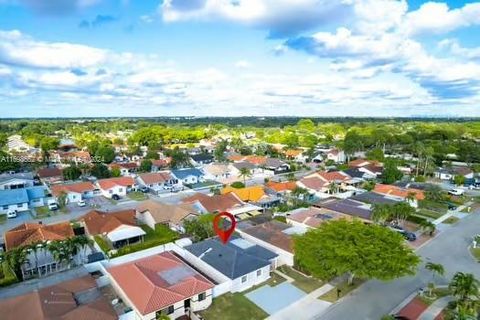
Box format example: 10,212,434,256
0,261,18,287
127,191,148,201
110,224,179,257
470,247,480,262
0,214,6,224
416,209,443,219
418,287,451,305
443,216,460,224
278,265,324,293
418,200,448,213
319,278,365,302
199,293,268,320
94,235,111,253
243,272,287,294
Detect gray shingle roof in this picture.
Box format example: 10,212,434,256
171,168,204,179
184,236,277,279
351,192,400,205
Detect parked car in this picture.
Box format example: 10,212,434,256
138,186,149,193
444,202,457,210
48,202,59,211
448,188,465,196
77,200,86,207
112,194,121,200
388,226,416,241
6,210,17,218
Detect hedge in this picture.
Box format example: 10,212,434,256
0,262,18,287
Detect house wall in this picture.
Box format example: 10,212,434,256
101,185,127,198
230,265,271,293
237,230,294,266
0,202,29,214
29,197,45,208
136,211,156,230
0,178,34,190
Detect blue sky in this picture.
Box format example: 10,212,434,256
0,0,479,117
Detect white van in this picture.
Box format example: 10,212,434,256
448,188,465,196
7,210,17,218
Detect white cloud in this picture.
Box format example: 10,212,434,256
234,60,251,68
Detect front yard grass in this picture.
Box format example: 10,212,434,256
470,247,480,262
0,214,6,224
35,206,60,218
278,265,324,293
94,235,110,253
418,200,448,213
243,272,287,294
416,209,443,219
418,287,451,305
319,278,365,303
443,216,460,224
127,191,148,201
199,292,268,320
110,224,179,258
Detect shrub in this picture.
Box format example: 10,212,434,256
0,262,18,287
230,181,245,189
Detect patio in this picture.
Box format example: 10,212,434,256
245,282,306,315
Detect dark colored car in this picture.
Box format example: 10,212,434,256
112,194,121,200
402,231,417,241
446,202,457,210
138,186,149,193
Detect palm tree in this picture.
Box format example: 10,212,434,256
26,242,41,277
5,247,28,280
328,182,339,195
239,167,252,185
371,204,391,225
449,272,480,304
392,202,415,226
420,220,436,237
425,262,445,297
75,236,92,264
406,192,416,204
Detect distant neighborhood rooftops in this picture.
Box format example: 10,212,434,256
171,168,204,179
373,184,425,200
97,177,134,190
287,206,353,228
108,251,215,315
5,221,74,250
314,198,373,221
185,237,277,279
351,191,401,205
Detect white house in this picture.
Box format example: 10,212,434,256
136,171,179,193
202,163,231,182
51,181,97,203
96,177,134,199
171,168,205,186
0,189,30,215
0,172,35,190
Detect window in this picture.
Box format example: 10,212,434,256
167,305,174,314
109,190,113,194
17,203,24,208
2,205,8,210
257,269,262,277
118,188,123,192
198,292,206,301
241,275,247,283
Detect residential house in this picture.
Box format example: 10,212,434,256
229,161,262,179
348,159,383,178
297,171,352,197
108,251,215,320
434,166,474,181
26,186,50,208
237,220,307,266
286,206,355,229
55,151,92,166
136,200,198,233
184,237,278,292
58,138,77,152
6,134,34,152
108,162,138,176
324,148,346,163
373,184,425,207
265,181,297,196
151,158,172,172
171,168,205,186
284,149,308,163
50,181,97,203
97,177,134,199
136,171,178,193
4,222,79,278
263,158,290,175
190,153,215,165
0,275,117,320
37,167,63,184
80,209,146,249
222,185,280,209
350,191,402,205
0,172,35,190
313,198,373,222
0,188,30,215
202,163,231,182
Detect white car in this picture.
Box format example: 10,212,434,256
48,202,59,210
448,188,465,196
77,200,86,207
6,210,17,218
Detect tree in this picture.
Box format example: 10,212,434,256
425,262,445,297
111,167,121,177
0,151,20,173
391,202,415,226
183,214,215,242
382,159,403,184
425,185,446,201
40,136,59,153
90,163,111,179
449,272,480,304
168,148,190,169
140,159,152,172
63,166,82,181
145,150,160,160
371,203,391,225
57,191,68,208
239,167,252,185
230,181,245,188
454,175,466,186
95,145,115,163
294,220,420,285
4,247,28,280
366,148,384,161
214,140,228,162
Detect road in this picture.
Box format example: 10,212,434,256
318,210,480,320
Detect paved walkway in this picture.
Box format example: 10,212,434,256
418,296,453,320
267,283,334,320
273,269,295,283
432,202,472,225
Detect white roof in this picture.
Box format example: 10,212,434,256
107,225,146,242
229,204,263,215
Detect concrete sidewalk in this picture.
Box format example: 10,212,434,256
418,296,453,320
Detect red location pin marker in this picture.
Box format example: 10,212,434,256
213,211,236,244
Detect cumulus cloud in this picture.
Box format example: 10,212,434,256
160,0,353,37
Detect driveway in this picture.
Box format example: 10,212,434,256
246,282,306,315
317,210,480,320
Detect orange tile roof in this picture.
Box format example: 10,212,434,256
266,181,297,192
97,177,134,190
4,222,74,251
108,251,214,315
284,149,303,157
221,185,265,202
80,209,136,235
138,172,172,185
299,176,328,191
373,184,425,200
244,155,267,165
50,181,95,197
227,154,245,162
152,158,172,167
317,171,350,182
183,193,243,212
0,275,116,320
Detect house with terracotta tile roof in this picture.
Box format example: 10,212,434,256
373,184,425,207
37,166,63,184
221,185,280,209
108,162,138,176
284,149,308,163
96,177,134,199
136,171,178,193
108,251,215,320
80,209,146,249
0,275,117,320
265,181,298,194
237,220,307,266
151,157,172,172
286,206,355,229
50,181,97,203
3,221,81,278
136,200,198,232
297,171,352,197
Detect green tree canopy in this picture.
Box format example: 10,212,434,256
95,145,115,163
183,214,215,242
140,159,152,172
90,163,111,179
381,159,403,184
62,166,82,181
294,220,420,284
